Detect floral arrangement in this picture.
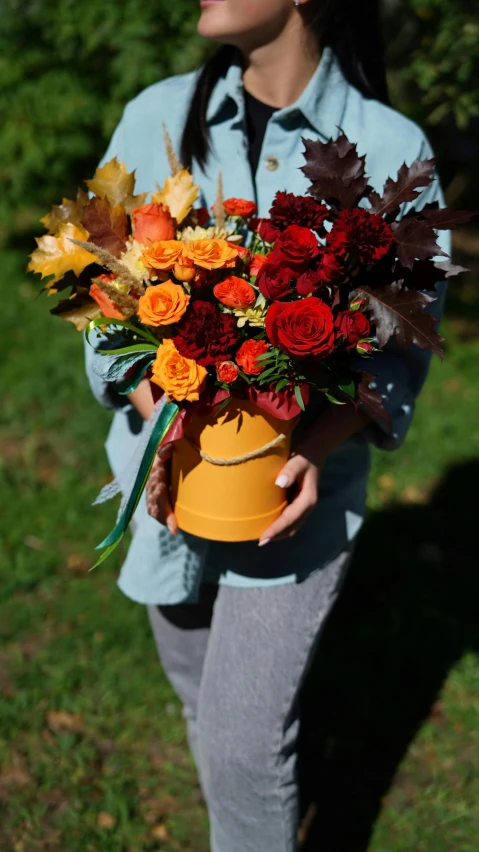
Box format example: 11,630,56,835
28,130,473,559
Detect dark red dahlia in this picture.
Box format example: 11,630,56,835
327,208,394,265
269,192,329,231
173,300,240,367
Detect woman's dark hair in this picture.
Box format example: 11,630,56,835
180,0,389,171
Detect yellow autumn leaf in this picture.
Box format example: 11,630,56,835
27,223,96,285
40,189,89,234
151,170,199,224
86,157,134,206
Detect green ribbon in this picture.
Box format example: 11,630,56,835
91,401,180,569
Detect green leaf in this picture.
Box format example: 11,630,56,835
98,343,158,355
275,378,290,392
294,384,306,411
324,391,346,405
85,316,159,346
338,380,356,398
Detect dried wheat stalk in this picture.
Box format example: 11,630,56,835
69,238,146,292
163,123,183,176
212,172,226,230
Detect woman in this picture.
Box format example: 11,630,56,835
85,1,450,849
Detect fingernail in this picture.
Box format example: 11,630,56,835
275,474,290,488
166,518,177,535
258,538,271,547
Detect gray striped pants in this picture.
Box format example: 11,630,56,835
147,547,351,852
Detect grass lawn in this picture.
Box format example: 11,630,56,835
1,247,479,851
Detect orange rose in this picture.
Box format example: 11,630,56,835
174,256,196,282
89,280,125,320
151,338,207,402
249,253,268,278
137,281,190,326
132,203,175,245
223,198,257,218
213,276,256,310
216,361,239,384
182,239,238,270
235,339,270,375
141,240,184,270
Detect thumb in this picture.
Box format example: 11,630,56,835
157,441,174,461
274,454,305,489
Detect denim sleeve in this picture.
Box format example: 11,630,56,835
360,135,451,451
83,112,134,412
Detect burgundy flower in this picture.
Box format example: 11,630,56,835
174,300,240,367
335,309,371,349
269,192,328,231
327,208,394,265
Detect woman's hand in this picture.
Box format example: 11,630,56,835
258,402,372,546
146,442,178,535
258,453,322,545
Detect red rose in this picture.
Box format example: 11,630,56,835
131,203,175,245
258,219,282,243
269,192,328,232
216,361,239,383
296,251,343,295
273,225,320,268
266,298,336,359
235,339,270,375
174,300,240,366
223,198,257,218
257,262,295,300
327,208,394,265
335,310,371,349
227,242,251,261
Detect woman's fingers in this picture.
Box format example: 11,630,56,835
146,455,177,534
259,468,317,544
157,441,174,461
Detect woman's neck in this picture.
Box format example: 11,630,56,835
241,22,320,109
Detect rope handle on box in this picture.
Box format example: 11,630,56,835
185,433,287,466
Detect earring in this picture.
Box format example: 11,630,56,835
294,0,300,5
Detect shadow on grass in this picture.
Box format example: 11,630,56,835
298,458,479,851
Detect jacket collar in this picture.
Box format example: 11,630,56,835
206,47,349,140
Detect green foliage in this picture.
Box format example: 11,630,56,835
383,0,479,128
0,0,207,243
2,248,479,848
0,0,477,244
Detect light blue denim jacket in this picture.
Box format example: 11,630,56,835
85,48,450,605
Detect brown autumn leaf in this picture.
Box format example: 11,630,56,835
82,197,129,258
368,158,436,217
358,284,444,355
97,812,117,830
356,371,392,427
40,189,89,234
391,216,448,269
0,753,31,788
27,223,97,286
50,291,101,332
47,710,84,733
151,824,170,841
301,132,369,209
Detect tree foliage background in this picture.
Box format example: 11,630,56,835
1,0,478,245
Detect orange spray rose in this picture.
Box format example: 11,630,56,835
223,198,257,218
182,239,238,270
137,281,190,326
235,339,270,375
216,361,239,384
213,276,256,310
141,240,184,270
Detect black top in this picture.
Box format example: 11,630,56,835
243,89,277,179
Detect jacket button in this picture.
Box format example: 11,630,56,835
265,156,279,171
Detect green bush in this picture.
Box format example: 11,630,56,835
1,0,477,244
